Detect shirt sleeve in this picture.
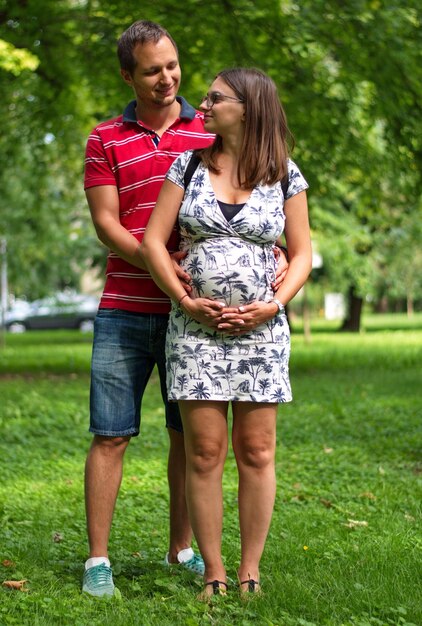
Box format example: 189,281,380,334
285,159,309,199
166,150,194,189
84,128,116,189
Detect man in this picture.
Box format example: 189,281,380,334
82,20,215,597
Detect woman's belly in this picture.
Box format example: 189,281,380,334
181,238,275,307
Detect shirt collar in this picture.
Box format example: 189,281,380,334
122,96,196,123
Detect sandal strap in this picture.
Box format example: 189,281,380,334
240,578,260,592
205,579,228,594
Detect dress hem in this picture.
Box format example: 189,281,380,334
168,395,293,403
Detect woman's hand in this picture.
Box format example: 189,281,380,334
181,296,226,328
216,301,278,335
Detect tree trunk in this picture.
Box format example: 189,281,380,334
375,295,388,313
407,293,414,317
340,286,363,332
302,283,312,343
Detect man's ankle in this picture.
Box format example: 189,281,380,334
85,556,110,570
167,547,194,564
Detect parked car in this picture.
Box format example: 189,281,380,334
5,292,99,333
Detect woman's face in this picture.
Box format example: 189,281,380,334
199,77,245,136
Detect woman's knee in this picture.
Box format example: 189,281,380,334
187,439,226,475
236,438,275,470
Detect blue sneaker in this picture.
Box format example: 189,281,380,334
164,547,204,576
82,563,115,597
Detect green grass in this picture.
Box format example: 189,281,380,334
0,316,421,625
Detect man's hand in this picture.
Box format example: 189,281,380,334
170,250,192,294
272,246,289,291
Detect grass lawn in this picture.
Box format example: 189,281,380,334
0,314,421,625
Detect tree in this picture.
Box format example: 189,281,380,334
1,0,421,320
1,1,105,297
289,0,422,329
373,212,422,315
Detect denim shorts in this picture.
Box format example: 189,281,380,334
89,309,182,437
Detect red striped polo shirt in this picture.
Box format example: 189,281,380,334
84,97,214,314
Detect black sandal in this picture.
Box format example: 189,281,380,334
198,579,228,600
206,580,228,595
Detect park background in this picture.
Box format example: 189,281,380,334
0,1,421,625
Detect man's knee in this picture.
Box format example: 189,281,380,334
90,435,131,458
168,427,184,446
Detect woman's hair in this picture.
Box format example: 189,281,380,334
200,68,293,188
117,20,178,74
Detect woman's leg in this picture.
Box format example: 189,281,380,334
179,400,229,591
232,402,278,589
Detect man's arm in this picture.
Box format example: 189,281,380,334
86,185,147,270
272,241,289,291
86,185,191,285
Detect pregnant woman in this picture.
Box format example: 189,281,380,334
142,67,312,598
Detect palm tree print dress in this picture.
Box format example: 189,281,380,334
165,150,308,403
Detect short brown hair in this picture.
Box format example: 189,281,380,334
117,20,178,74
200,68,293,188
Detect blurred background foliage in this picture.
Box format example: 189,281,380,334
1,0,421,329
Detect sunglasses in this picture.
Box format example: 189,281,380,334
201,92,244,108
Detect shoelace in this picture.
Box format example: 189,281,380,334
86,564,113,586
184,555,204,573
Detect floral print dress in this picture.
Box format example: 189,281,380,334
165,150,308,403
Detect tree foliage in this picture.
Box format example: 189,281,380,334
1,0,421,322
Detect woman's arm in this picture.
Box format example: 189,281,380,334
141,180,225,325
141,179,189,302
272,190,312,305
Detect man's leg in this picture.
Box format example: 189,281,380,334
152,314,203,572
83,309,152,596
85,435,130,557
167,427,192,560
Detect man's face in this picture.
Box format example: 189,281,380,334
121,37,181,108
